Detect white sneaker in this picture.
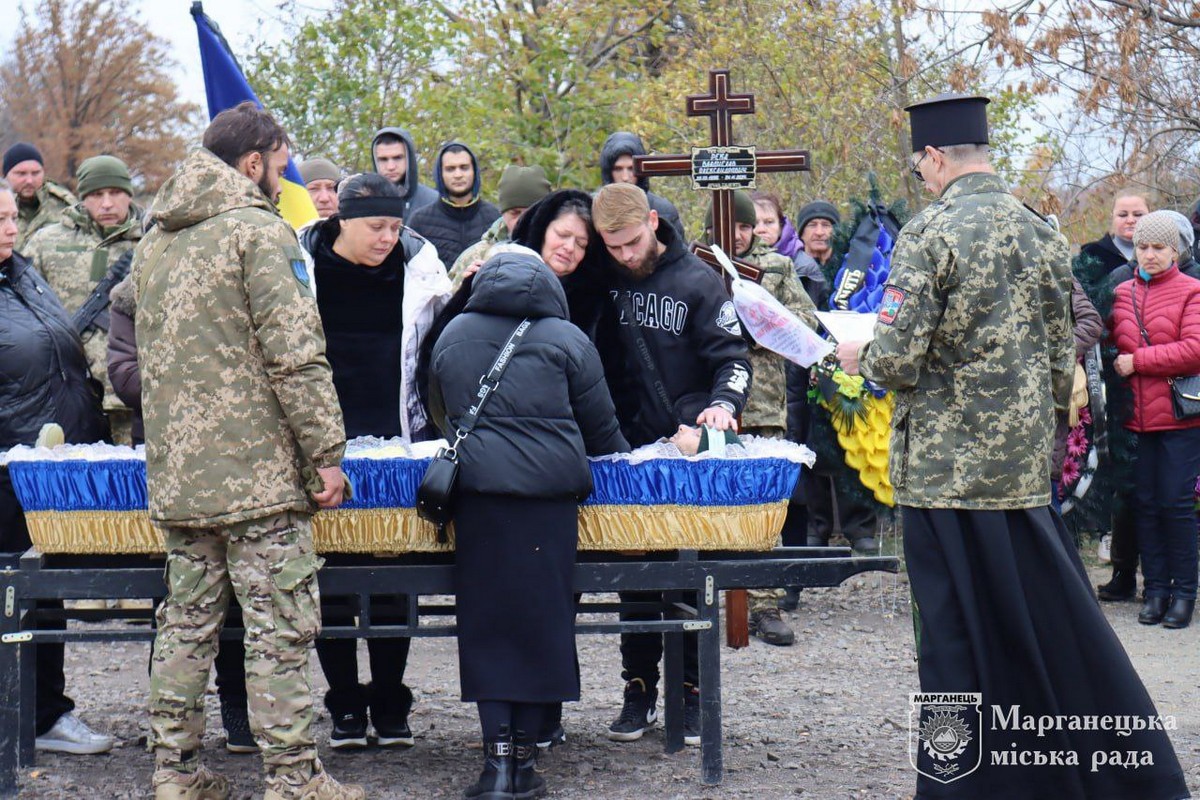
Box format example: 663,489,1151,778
35,712,114,754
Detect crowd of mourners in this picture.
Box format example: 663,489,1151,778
0,94,1196,800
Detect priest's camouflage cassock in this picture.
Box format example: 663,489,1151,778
133,147,344,789
859,172,1073,509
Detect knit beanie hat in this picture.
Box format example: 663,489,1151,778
703,190,758,230
1161,210,1195,253
1133,210,1182,252
3,142,43,176
697,425,742,455
497,165,552,213
795,200,841,235
76,155,132,198
298,157,340,186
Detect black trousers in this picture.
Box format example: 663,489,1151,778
618,590,698,689
1133,428,1200,600
0,468,73,735
806,474,876,542
1108,491,1140,572
315,594,411,705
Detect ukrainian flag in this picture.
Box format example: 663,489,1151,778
190,2,317,229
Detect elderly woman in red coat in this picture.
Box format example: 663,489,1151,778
1110,210,1200,629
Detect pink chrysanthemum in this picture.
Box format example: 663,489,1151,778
1067,426,1088,458
1078,406,1092,425
1061,458,1081,488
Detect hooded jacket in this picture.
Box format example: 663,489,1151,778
371,126,438,221
299,218,451,440
429,251,629,499
23,201,145,410
598,132,685,241
595,219,753,446
0,251,109,449
132,148,345,527
406,141,500,268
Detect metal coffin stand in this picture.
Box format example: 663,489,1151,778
0,546,898,795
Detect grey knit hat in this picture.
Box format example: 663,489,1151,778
795,200,841,235
298,157,340,186
1133,210,1183,252
1161,210,1195,253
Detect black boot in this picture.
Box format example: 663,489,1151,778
368,682,415,747
465,728,515,800
1137,596,1169,625
1162,597,1195,629
512,732,547,800
1097,568,1137,602
325,684,369,749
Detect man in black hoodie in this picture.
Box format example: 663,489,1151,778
599,131,685,241
592,183,751,747
371,127,438,220
407,141,500,267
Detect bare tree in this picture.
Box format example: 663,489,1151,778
0,0,199,192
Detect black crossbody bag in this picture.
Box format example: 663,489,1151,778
417,318,533,534
1130,281,1200,420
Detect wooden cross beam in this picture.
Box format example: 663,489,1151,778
633,69,812,283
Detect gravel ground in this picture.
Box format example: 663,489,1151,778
16,551,1200,799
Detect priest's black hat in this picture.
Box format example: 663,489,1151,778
905,93,990,152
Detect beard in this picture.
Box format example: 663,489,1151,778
258,173,280,204
622,246,658,281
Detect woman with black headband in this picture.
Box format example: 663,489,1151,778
298,172,452,749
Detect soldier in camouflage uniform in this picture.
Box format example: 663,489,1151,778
133,102,363,800
705,191,818,646
24,155,143,444
837,94,1187,800
3,142,76,252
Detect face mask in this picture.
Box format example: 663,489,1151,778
1138,267,1152,282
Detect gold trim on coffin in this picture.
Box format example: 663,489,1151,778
23,502,785,555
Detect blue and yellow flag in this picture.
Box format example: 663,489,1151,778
190,2,317,229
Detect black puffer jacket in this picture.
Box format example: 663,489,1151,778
1079,233,1130,276
406,141,500,267
599,132,685,241
429,252,629,499
0,253,109,447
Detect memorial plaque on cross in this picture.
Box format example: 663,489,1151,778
634,69,812,283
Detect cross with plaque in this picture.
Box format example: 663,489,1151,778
634,69,812,282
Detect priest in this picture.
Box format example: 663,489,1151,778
835,93,1188,799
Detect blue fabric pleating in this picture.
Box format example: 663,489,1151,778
8,456,800,512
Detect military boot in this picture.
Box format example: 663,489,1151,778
512,732,547,800
152,766,230,800
263,766,365,800
465,726,515,800
750,607,795,646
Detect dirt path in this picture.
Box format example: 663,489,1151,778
17,559,1200,799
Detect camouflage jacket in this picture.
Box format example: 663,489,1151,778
132,148,346,527
23,202,145,411
448,216,509,289
859,172,1072,510
740,239,819,434
15,181,76,253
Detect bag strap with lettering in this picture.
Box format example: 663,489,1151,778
443,317,533,459
613,288,677,425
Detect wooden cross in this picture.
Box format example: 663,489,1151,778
634,69,812,283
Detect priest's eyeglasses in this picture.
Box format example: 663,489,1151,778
909,148,942,182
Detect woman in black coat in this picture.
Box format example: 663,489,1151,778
429,250,629,800
0,182,111,755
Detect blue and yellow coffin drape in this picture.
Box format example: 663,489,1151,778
6,445,806,555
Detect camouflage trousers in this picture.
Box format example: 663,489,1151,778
149,511,324,792
748,587,785,613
